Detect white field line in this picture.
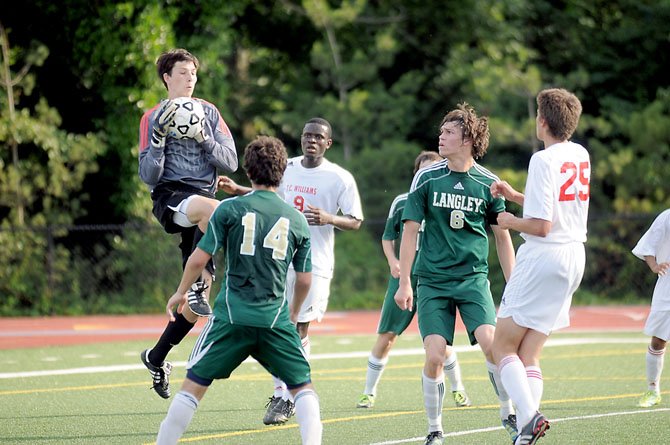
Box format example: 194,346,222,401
369,408,670,444
0,337,648,379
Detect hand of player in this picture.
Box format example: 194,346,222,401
304,205,332,226
490,180,514,199
165,290,188,321
389,260,400,278
496,211,515,230
218,176,238,194
153,100,179,139
394,284,413,311
654,262,670,276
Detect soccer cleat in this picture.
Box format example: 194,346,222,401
637,390,662,408
424,431,444,445
514,412,549,445
263,398,295,425
263,396,283,425
502,414,519,443
140,349,172,399
187,281,212,317
452,390,471,407
356,393,375,408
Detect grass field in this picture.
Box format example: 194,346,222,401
1,331,667,444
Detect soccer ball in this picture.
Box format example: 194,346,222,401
168,97,206,139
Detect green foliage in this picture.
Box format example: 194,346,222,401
330,229,388,310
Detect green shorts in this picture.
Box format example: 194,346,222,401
186,316,311,388
377,275,417,335
416,274,496,346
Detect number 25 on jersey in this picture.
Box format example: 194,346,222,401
559,161,590,202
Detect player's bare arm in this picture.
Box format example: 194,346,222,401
217,176,252,196
304,205,362,230
290,271,312,323
381,239,400,278
166,248,211,321
491,180,524,206
497,212,551,237
491,224,516,281
394,220,420,311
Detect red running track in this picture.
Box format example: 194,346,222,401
0,306,650,350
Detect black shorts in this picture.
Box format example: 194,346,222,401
150,183,216,275
151,183,215,234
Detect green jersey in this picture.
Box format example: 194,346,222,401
402,160,504,280
382,192,423,275
198,190,311,328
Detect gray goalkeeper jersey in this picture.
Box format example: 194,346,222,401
138,98,238,194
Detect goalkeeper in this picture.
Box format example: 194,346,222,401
138,48,238,399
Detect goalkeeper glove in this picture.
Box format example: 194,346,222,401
151,100,179,148
194,127,210,144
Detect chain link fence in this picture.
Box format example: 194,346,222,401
0,212,661,316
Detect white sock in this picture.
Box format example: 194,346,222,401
422,371,445,433
443,351,464,391
486,360,514,419
526,366,543,411
647,346,665,393
364,354,388,395
294,388,323,445
273,376,286,398
301,335,311,359
499,355,535,428
156,391,199,445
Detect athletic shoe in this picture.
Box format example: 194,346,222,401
514,412,549,445
140,349,172,399
356,393,375,408
424,431,444,445
452,390,471,407
263,396,283,425
263,398,295,425
187,281,211,317
502,414,519,443
637,390,662,408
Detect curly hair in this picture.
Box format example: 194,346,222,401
156,49,199,90
243,136,288,187
413,151,443,174
440,103,490,159
537,88,582,141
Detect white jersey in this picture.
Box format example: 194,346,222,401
522,141,591,244
279,156,364,279
632,209,670,311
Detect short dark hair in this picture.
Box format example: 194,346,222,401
305,117,332,138
243,136,288,187
156,49,199,90
537,88,582,140
413,151,442,174
440,103,490,159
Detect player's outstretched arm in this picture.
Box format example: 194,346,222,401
491,181,524,206
217,176,252,196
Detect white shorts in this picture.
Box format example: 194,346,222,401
168,196,196,228
644,309,670,341
497,240,585,335
286,268,331,323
